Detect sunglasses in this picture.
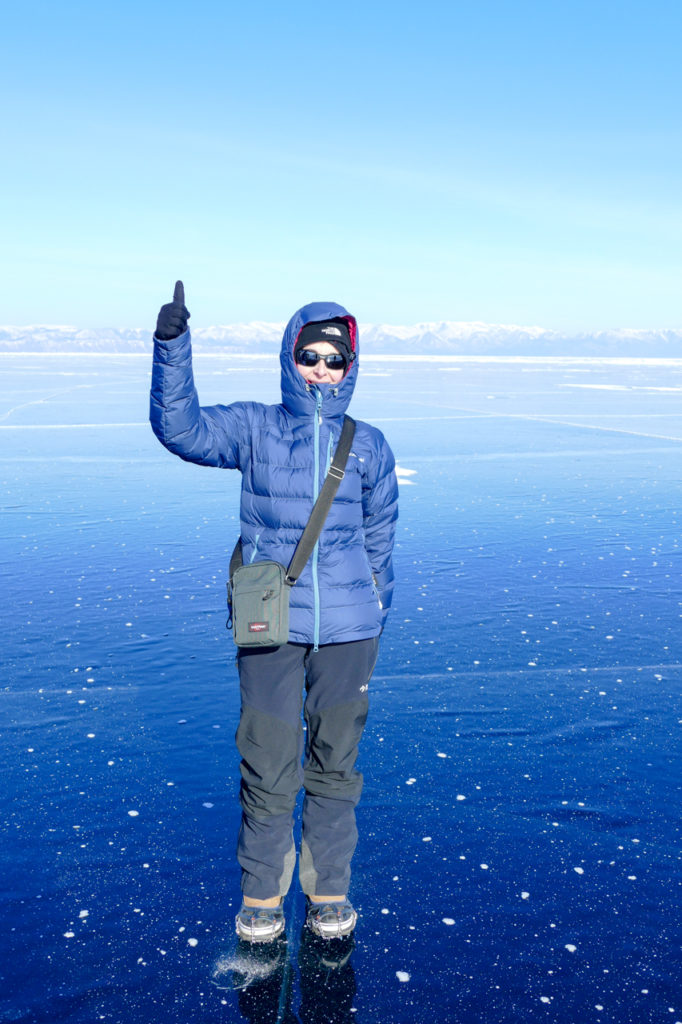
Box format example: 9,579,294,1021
296,350,347,370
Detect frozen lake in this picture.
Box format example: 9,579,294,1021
2,352,681,1023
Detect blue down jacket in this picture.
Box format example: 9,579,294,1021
150,300,398,646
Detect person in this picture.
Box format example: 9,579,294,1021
150,282,398,943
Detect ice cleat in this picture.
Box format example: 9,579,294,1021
305,898,357,939
235,901,285,943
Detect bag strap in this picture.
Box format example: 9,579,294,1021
285,414,356,584
229,538,244,580
228,415,356,586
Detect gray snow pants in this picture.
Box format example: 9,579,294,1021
235,636,379,900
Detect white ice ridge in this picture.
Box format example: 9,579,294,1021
565,382,682,393
395,464,416,486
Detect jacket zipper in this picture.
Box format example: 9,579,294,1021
312,389,323,650
326,430,334,474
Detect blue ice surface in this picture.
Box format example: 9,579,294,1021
1,352,681,1023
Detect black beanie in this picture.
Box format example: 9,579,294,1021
294,318,354,366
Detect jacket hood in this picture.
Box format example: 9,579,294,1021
280,301,358,419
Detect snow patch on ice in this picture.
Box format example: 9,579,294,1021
395,465,416,486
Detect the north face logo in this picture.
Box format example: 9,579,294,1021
321,326,342,336
248,622,269,632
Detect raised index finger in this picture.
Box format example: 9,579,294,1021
173,280,185,306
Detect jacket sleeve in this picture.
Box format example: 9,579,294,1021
362,432,399,625
149,328,246,468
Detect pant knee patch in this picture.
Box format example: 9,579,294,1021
237,704,302,818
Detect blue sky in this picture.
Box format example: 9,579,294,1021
2,0,681,330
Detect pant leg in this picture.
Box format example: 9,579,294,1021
299,636,379,898
236,643,306,900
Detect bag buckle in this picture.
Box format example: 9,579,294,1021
328,465,344,481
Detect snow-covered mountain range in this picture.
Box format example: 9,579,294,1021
1,322,681,356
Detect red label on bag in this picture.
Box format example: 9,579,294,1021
248,622,269,632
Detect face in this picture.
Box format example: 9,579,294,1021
295,341,346,385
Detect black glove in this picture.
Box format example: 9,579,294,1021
155,280,190,340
